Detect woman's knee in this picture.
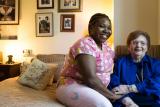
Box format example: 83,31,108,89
93,99,112,107
56,84,113,107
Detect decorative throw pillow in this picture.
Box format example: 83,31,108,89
20,61,30,75
18,58,54,90
20,58,34,75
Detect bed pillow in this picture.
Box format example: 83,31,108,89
47,63,58,85
18,58,55,90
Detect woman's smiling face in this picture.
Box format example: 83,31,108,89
90,18,112,44
128,35,148,61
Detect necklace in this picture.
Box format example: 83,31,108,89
136,67,143,82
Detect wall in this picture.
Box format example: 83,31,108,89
159,0,160,44
0,0,113,62
114,0,159,46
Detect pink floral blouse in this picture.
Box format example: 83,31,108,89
61,36,114,86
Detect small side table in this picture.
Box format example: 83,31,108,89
0,63,21,81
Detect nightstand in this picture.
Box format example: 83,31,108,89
0,63,21,81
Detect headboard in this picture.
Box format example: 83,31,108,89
115,45,160,60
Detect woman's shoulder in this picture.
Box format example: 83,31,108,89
115,54,130,61
81,36,95,44
144,54,160,64
70,36,98,57
71,36,95,48
113,55,131,66
144,55,160,73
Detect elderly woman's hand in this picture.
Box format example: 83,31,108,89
122,97,139,107
112,85,130,95
112,85,138,95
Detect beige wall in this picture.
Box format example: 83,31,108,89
0,0,113,62
114,0,159,46
158,0,160,44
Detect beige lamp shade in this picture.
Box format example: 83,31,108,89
23,49,32,57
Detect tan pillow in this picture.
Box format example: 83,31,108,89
47,63,58,85
18,58,54,90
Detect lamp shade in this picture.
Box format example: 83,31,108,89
23,49,32,57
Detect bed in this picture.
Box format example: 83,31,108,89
0,54,66,107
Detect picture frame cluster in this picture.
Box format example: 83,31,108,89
36,0,82,37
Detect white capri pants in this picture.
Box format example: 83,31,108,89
56,83,112,107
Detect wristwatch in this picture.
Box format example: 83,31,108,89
128,85,138,93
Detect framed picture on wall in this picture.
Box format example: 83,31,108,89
37,0,54,9
58,0,82,12
0,0,19,25
35,12,53,37
60,14,75,32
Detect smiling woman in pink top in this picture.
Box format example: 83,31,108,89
56,13,122,107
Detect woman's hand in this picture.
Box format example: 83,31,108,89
109,94,123,102
122,97,139,107
112,85,138,95
112,85,130,95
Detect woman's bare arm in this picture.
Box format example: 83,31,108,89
76,54,121,100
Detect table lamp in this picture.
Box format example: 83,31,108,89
23,49,33,62
23,49,32,57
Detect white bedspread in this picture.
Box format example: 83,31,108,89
0,77,65,107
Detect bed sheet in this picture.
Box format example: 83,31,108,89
0,77,65,107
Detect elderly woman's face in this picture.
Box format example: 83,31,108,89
128,35,148,60
90,18,112,44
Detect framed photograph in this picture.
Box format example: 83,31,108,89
35,12,53,37
60,14,75,32
58,0,82,12
37,0,54,9
0,0,19,25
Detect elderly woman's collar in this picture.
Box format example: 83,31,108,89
128,54,149,63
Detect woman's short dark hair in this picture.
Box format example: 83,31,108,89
88,13,111,35
127,30,150,49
